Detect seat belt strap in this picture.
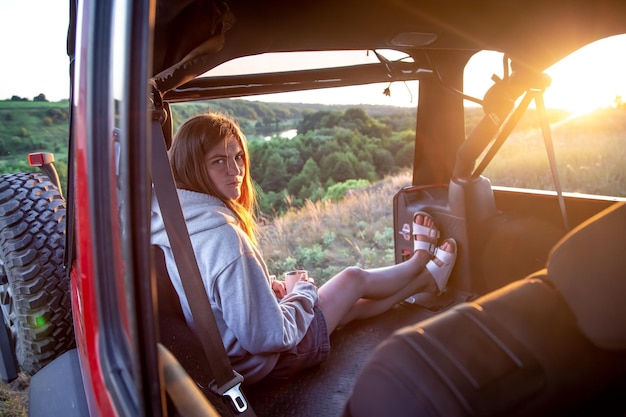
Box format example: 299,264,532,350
534,92,570,233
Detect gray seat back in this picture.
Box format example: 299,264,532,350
548,202,626,350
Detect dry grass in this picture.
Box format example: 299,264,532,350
259,171,412,284
482,108,626,196
0,373,29,417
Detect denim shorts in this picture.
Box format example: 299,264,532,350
267,305,331,380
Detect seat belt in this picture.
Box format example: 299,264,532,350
150,110,256,416
534,92,570,233
472,84,570,234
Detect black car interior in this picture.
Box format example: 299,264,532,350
146,0,626,416
345,202,626,417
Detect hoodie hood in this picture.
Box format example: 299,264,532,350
151,188,237,248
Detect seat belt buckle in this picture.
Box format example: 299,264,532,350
210,371,248,413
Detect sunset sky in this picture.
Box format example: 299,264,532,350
2,0,625,114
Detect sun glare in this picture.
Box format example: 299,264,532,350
208,35,626,113
465,35,626,115
544,35,626,114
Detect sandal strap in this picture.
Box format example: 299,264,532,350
412,222,440,240
433,246,455,265
413,240,437,255
425,239,457,293
425,259,447,293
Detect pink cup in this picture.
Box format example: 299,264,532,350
284,270,308,293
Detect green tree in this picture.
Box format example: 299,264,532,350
287,158,321,199
339,107,391,139
260,153,288,192
395,142,415,168
298,110,341,134
299,181,325,202
313,139,341,162
278,144,304,176
257,189,289,216
324,179,370,202
372,148,395,176
292,133,316,163
354,160,377,181
320,151,358,183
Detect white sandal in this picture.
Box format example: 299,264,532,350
426,238,457,294
412,211,440,256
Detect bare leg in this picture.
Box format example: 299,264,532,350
337,239,454,326
317,214,453,334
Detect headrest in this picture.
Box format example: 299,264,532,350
548,202,626,350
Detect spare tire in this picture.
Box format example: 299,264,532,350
0,172,74,375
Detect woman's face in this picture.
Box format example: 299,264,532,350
204,135,245,201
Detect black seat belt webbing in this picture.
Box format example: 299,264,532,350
535,92,570,233
150,116,255,416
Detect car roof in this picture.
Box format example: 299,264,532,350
153,0,626,94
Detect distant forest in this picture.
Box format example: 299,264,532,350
1,98,419,217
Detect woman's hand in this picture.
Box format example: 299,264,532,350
271,277,287,299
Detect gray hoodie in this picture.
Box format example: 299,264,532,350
151,189,318,383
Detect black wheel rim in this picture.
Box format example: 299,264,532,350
0,258,17,343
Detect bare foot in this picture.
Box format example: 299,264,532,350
412,212,439,261
431,239,453,267
426,238,457,294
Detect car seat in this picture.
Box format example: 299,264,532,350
344,202,626,417
153,245,239,416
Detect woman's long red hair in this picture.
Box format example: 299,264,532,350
168,112,259,245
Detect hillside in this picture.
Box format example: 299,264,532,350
0,100,70,179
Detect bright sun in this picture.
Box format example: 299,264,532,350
465,34,626,114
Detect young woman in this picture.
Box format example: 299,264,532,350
151,113,457,384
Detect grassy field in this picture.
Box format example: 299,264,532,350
482,108,626,196
260,171,412,284
0,101,69,190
